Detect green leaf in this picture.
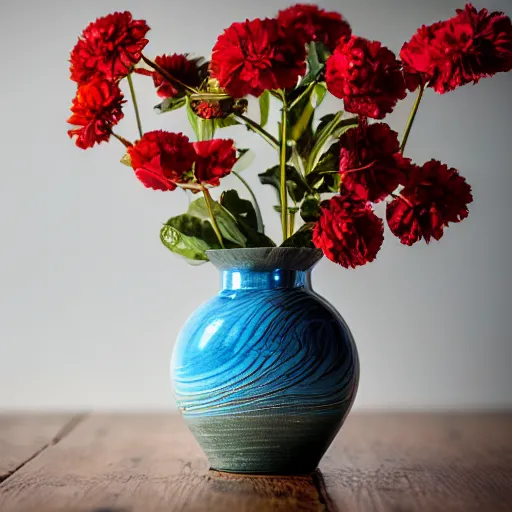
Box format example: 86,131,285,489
259,90,270,128
313,112,357,143
314,112,340,141
220,189,276,248
300,194,322,222
289,142,307,185
307,172,340,194
289,102,315,151
301,42,327,86
287,83,327,158
332,119,358,139
280,223,316,248
120,153,131,167
154,96,186,114
312,82,327,108
313,140,341,173
258,165,310,204
259,166,285,199
214,115,240,129
243,230,276,248
186,97,200,140
160,214,220,262
286,86,311,127
307,115,357,173
160,194,250,262
306,141,342,193
220,189,257,231
233,148,255,173
315,113,337,138
198,119,216,141
273,205,300,214
186,97,218,141
286,171,309,203
188,197,247,246
306,173,324,191
287,86,315,156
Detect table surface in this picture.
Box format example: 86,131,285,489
0,412,511,512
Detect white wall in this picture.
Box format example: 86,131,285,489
0,0,510,410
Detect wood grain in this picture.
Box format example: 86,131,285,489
0,412,510,512
321,412,512,512
0,414,325,512
0,414,78,481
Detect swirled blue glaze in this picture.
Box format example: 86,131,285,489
171,248,359,474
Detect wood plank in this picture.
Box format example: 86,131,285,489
320,412,512,512
0,412,511,512
0,414,78,481
0,414,326,512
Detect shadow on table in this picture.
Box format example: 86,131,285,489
178,469,330,511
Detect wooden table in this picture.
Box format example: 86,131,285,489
0,412,511,511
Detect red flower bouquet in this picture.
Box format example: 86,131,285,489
67,3,511,268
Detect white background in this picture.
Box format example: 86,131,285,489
0,0,510,410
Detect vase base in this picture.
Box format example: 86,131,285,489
185,410,346,475
209,467,317,477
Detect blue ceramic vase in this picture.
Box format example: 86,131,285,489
171,247,359,474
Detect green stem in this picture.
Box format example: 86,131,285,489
288,81,316,111
202,187,225,249
279,93,288,242
232,170,265,233
127,73,143,139
289,210,296,238
235,114,279,150
400,84,425,153
111,131,132,148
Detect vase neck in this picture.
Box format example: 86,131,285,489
220,268,310,291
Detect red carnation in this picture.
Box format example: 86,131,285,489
67,78,125,149
70,11,150,84
278,4,351,50
193,139,236,187
400,3,512,94
192,100,225,119
127,131,196,191
70,41,98,85
399,21,445,92
210,18,306,98
313,195,384,268
339,121,412,203
140,54,205,98
326,36,407,119
386,159,473,245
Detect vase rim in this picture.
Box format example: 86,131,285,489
206,247,323,272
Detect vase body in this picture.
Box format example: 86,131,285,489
171,247,359,474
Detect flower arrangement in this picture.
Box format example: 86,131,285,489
67,4,511,268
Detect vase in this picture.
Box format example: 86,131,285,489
171,247,359,474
